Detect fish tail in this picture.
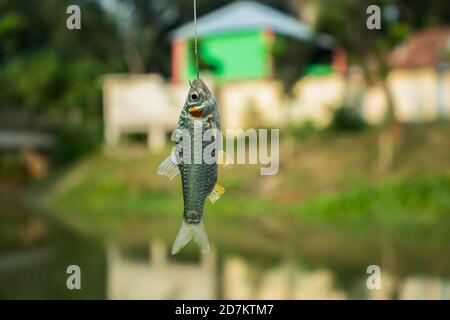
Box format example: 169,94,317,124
171,219,210,255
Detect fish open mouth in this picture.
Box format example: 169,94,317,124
188,106,203,118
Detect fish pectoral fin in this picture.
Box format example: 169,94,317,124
157,149,179,180
208,183,225,204
218,150,233,168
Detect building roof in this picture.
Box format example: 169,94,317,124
170,1,313,41
389,27,450,69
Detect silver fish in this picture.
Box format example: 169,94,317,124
157,78,227,254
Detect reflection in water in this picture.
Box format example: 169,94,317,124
107,240,216,299
398,277,450,300
0,205,106,299
106,240,450,300
224,258,345,299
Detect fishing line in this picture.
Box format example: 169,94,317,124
193,0,199,79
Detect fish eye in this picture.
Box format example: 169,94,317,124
190,91,199,101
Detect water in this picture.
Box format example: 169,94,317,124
1,205,449,299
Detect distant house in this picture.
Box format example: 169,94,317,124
170,1,317,83
387,27,450,121
320,27,450,126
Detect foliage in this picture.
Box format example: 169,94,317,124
286,121,317,139
0,0,126,163
328,105,367,132
296,173,450,227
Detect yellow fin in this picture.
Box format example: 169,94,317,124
208,183,225,203
218,150,233,168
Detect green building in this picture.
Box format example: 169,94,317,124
170,1,320,83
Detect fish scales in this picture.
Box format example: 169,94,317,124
177,98,217,224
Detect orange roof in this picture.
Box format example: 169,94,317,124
389,27,450,68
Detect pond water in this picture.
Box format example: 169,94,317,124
1,204,449,299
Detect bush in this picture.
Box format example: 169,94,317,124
53,124,102,165
287,121,317,139
328,106,367,132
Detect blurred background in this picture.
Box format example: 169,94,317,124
1,0,450,299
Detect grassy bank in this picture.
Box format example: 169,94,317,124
296,173,450,223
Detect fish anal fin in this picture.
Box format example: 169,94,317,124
208,183,225,204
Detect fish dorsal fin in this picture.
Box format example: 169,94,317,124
208,183,225,203
157,149,180,180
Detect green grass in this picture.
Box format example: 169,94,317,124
294,173,450,223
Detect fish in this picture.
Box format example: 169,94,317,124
157,78,229,254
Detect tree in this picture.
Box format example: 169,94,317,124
0,0,125,127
